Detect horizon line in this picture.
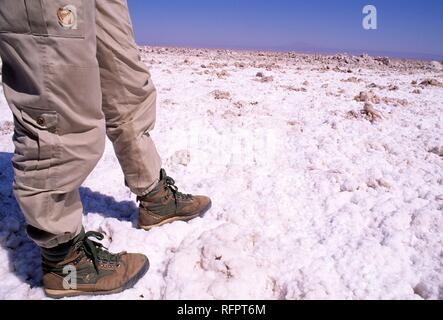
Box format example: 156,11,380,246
137,43,443,62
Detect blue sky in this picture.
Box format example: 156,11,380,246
127,0,443,60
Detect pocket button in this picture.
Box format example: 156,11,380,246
36,116,46,126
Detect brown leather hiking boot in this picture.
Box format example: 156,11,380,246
42,230,149,298
138,169,212,230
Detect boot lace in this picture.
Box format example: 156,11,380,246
76,231,121,272
165,175,193,201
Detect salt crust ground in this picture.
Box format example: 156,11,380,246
0,47,442,300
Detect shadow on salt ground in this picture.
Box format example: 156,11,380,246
0,152,139,288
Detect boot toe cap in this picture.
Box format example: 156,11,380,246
195,195,212,214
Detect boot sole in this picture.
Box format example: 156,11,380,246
44,257,150,299
139,200,212,231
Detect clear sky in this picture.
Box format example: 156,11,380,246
127,0,443,60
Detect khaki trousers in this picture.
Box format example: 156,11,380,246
0,0,162,248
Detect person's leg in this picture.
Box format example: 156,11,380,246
0,0,104,248
0,0,148,298
95,0,161,196
95,0,212,230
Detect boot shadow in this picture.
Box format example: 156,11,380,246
0,151,138,289
80,188,139,225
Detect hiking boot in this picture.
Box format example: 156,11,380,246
137,169,212,230
42,230,149,299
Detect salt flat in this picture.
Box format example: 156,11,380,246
0,47,442,300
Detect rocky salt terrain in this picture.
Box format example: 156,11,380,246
0,47,442,300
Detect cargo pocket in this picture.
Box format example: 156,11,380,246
42,0,86,38
13,107,61,189
0,0,31,34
